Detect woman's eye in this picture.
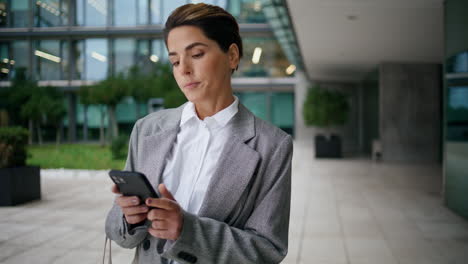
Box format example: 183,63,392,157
172,61,179,67
193,52,204,58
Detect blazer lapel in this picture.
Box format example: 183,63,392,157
139,104,185,193
198,103,260,221
140,129,178,193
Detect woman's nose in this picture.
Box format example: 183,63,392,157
179,59,192,75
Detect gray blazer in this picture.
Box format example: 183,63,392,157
105,102,293,264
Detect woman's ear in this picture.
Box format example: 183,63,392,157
228,43,240,72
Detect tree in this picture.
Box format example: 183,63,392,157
6,68,37,144
41,86,66,146
94,74,129,142
78,85,94,142
20,86,66,145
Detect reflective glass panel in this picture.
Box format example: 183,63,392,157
72,40,84,79
447,86,468,141
227,0,265,23
34,0,69,27
0,1,7,27
11,0,29,27
151,39,168,63
61,40,69,79
136,39,153,71
76,0,107,26
114,39,135,75
0,42,9,80
114,0,136,26
236,36,291,77
150,0,161,24
162,0,187,24
12,41,30,78
34,40,62,80
237,92,267,120
85,39,108,80
271,92,294,128
137,0,148,25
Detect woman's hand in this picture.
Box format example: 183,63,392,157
111,184,149,225
146,184,184,241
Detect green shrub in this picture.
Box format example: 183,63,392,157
111,134,129,160
303,85,350,128
0,126,29,168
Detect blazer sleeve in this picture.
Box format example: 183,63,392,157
159,135,293,264
105,120,149,249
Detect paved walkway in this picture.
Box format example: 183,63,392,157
1,141,468,263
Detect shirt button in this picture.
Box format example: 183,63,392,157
143,239,151,250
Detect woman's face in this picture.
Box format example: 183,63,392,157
167,25,238,105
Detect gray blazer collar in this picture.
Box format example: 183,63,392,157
154,102,256,143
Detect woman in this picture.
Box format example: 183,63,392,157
105,3,293,264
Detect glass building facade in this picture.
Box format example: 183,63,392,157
0,0,297,141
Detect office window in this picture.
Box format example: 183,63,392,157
151,39,168,63
162,0,187,25
136,39,153,71
76,0,107,26
86,39,108,80
0,42,9,80
12,41,30,78
114,0,135,26
0,0,7,27
72,40,83,80
34,40,67,80
34,0,69,27
227,0,265,23
238,92,267,121
136,0,148,25
150,0,161,24
113,38,135,75
11,0,29,27
271,92,294,133
237,36,291,78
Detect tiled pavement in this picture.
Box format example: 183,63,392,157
1,140,468,263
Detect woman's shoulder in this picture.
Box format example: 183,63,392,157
133,104,186,135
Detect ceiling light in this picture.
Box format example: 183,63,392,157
2,58,8,63
1,68,9,74
285,64,296,75
10,60,15,65
35,50,61,63
91,51,107,62
150,55,159,63
253,1,261,12
252,47,262,64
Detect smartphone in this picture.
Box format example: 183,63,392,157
109,170,159,203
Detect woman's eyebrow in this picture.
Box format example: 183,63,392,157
169,42,208,57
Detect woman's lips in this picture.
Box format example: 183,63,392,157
184,82,200,89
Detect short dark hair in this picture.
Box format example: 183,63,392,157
163,3,243,61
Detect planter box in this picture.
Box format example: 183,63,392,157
0,166,41,206
315,135,342,158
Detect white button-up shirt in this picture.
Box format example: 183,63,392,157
161,96,239,215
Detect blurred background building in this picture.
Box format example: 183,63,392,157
0,0,298,141
0,0,467,219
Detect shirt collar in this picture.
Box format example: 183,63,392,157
180,95,239,128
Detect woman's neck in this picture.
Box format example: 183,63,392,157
194,94,235,120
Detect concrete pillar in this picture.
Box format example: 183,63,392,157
379,62,441,162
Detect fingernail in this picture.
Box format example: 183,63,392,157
132,199,138,205
146,198,152,204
